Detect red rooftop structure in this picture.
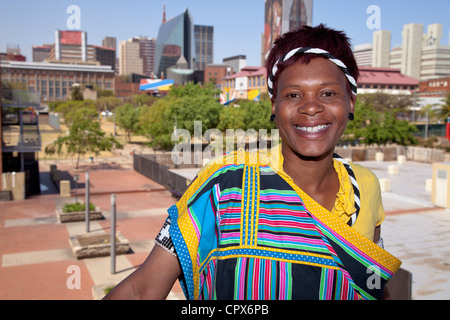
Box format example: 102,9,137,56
358,67,419,94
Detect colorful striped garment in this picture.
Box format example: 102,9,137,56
157,147,401,300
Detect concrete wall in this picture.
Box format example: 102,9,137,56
335,146,445,163
133,153,195,197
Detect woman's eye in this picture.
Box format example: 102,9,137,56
287,93,301,99
322,91,336,97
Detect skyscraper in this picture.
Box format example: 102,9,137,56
154,8,194,78
45,30,116,70
118,37,155,77
372,30,391,68
194,25,214,70
119,39,143,76
32,45,52,62
52,30,88,62
133,37,156,77
363,23,450,80
102,37,117,51
401,23,423,80
262,0,313,64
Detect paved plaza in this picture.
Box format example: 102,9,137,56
0,156,449,299
359,160,450,300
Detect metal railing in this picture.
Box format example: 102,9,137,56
1,125,41,152
1,89,41,108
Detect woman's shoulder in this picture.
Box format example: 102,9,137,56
350,162,377,179
349,162,381,192
199,149,274,175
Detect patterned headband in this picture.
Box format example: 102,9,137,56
267,47,358,99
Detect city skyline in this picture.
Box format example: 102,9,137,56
0,0,449,67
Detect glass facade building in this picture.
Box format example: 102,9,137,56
262,0,313,62
194,25,214,71
154,9,194,78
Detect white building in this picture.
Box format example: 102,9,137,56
357,23,450,81
119,39,143,76
353,43,372,67
400,23,424,79
223,55,247,74
372,30,391,68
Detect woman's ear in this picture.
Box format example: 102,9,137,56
349,94,356,114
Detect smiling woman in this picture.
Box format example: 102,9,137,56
273,58,354,163
104,24,402,301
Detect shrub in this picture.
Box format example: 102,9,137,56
62,202,95,213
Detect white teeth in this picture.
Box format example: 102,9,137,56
295,124,328,133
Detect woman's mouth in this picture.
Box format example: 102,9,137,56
294,124,330,134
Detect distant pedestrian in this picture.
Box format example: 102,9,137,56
104,24,401,300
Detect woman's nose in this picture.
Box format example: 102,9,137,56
297,94,325,116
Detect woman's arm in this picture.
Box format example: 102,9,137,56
373,225,381,245
103,244,181,300
373,225,392,300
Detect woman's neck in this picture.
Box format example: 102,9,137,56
281,143,339,211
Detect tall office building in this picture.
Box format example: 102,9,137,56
118,37,155,77
133,37,156,77
372,30,391,68
42,30,116,70
369,23,450,80
32,45,52,62
119,40,143,76
353,44,373,67
420,23,450,80
154,8,194,78
194,25,214,70
102,37,117,51
401,23,423,80
262,0,313,64
51,30,88,62
223,55,247,73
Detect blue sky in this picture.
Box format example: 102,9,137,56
0,0,449,67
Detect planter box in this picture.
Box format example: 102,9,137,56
69,231,130,259
56,207,103,223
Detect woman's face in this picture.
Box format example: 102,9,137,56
272,57,355,160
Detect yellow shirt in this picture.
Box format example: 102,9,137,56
268,145,384,241
202,145,384,242
332,159,384,241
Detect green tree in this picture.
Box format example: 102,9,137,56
115,103,141,143
71,85,83,101
54,100,97,124
217,105,246,132
438,92,450,121
241,99,276,131
357,92,413,113
95,96,122,115
217,98,275,132
364,110,417,146
344,101,417,146
139,99,174,149
139,82,222,149
344,101,378,143
46,106,122,168
131,93,157,107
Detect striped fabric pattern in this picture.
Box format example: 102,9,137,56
167,151,401,300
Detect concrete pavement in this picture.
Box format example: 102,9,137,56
0,157,184,300
1,156,449,299
358,160,450,300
